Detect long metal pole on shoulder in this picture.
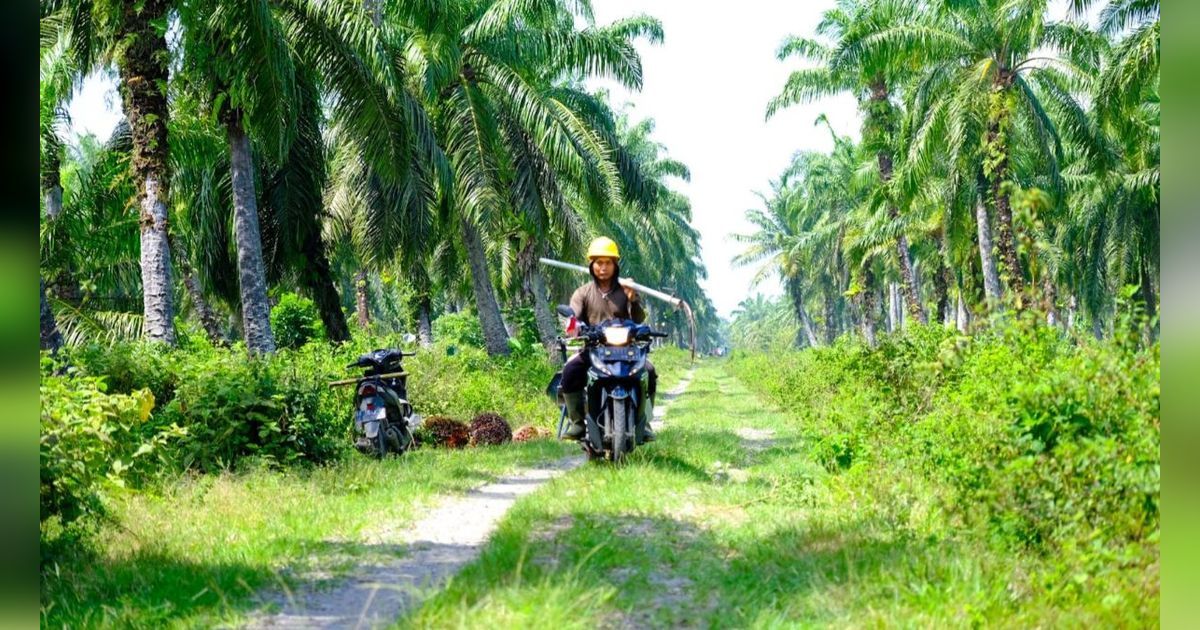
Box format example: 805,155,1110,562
538,257,696,362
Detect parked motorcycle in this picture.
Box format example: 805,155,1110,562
330,343,420,457
547,305,669,463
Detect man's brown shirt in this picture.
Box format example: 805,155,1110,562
569,281,646,325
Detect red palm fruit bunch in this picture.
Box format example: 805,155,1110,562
421,416,470,449
513,425,552,442
469,413,512,446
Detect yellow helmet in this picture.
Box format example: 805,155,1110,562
586,236,621,261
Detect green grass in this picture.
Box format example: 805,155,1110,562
43,348,1152,628
392,360,1155,628
40,439,574,628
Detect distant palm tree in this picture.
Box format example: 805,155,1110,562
864,0,1093,309
768,0,928,324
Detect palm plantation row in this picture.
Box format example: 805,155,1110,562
734,0,1158,348
39,0,722,357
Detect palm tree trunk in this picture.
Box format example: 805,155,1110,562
182,267,225,345
986,90,1025,302
974,196,1003,306
1042,271,1060,329
786,277,819,348
354,269,370,328
42,158,83,307
527,263,561,358
41,278,63,353
822,282,837,344
459,217,510,356
118,0,175,345
518,242,560,355
934,232,951,325
1140,253,1157,340
956,293,970,333
301,230,351,342
226,111,276,354
860,267,878,348
417,296,434,347
888,282,902,332
870,84,927,325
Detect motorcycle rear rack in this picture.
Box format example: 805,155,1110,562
328,371,409,388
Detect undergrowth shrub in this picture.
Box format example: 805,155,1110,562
270,292,325,349
49,331,560,478
432,312,485,350
39,358,184,525
729,315,1160,566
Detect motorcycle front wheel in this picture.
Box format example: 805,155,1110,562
608,398,629,463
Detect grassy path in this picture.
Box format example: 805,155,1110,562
393,359,829,629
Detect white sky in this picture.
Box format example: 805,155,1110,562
62,0,1089,320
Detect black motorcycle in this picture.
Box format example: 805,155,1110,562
331,345,420,457
547,305,668,463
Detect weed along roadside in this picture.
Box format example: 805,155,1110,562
391,325,1157,628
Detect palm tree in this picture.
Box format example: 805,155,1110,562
866,0,1094,311
391,0,662,356
42,0,177,343
176,0,436,352
768,0,927,324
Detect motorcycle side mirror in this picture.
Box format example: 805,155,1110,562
402,333,416,344
556,304,575,318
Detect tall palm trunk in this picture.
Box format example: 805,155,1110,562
182,269,226,345
41,278,63,354
520,245,560,357
42,148,82,306
459,217,510,356
822,281,838,344
986,85,1025,303
118,0,175,345
1042,271,1060,328
302,230,351,342
417,295,434,347
974,196,1003,306
354,269,370,328
932,230,950,325
786,276,819,348
1140,253,1157,339
870,82,926,325
859,267,878,348
226,111,276,354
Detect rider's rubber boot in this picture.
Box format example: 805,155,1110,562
562,391,587,440
636,382,657,444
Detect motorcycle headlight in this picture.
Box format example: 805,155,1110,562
603,326,631,346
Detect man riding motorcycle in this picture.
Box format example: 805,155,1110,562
560,237,658,443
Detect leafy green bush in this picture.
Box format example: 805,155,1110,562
432,312,485,350
40,358,184,525
48,331,561,477
156,345,346,471
270,292,325,349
